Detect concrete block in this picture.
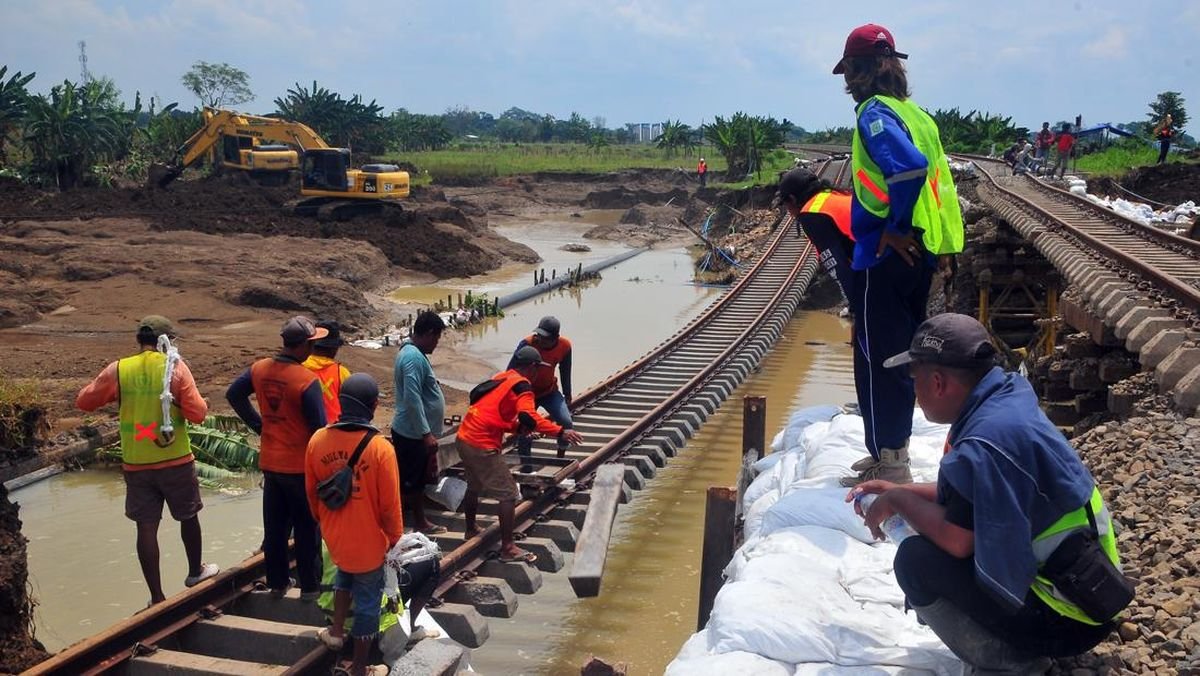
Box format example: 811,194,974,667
1172,364,1200,411
231,589,327,627
627,444,667,467
427,602,489,648
180,615,320,665
126,649,287,676
620,454,656,479
622,463,646,491
390,638,466,676
1126,317,1186,353
529,519,580,552
444,577,517,617
1155,346,1200,391
1139,330,1188,371
1114,307,1164,341
478,560,543,594
518,536,565,572
1101,297,1140,326
550,503,589,530
1096,287,1135,316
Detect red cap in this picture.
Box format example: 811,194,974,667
833,24,908,74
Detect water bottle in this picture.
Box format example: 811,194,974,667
383,563,399,598
854,493,918,543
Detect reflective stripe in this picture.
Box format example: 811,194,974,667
807,191,832,212
884,167,927,184
855,168,890,205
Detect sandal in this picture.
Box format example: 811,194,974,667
406,626,442,645
419,524,448,535
317,627,345,650
497,548,537,564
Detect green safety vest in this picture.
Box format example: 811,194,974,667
850,94,964,255
117,351,191,465
317,544,401,633
1031,487,1120,625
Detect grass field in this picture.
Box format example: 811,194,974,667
1073,141,1195,177
401,143,722,184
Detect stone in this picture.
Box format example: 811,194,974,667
1119,622,1140,641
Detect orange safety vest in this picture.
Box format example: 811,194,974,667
525,334,572,398
698,161,707,174
801,190,854,240
307,360,344,422
251,358,320,474
457,371,528,449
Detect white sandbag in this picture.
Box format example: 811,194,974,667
424,476,467,511
744,489,780,538
760,487,875,543
803,416,868,481
743,451,805,509
779,405,843,453
666,630,795,676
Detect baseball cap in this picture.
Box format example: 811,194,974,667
776,168,824,207
833,24,908,74
313,320,345,349
883,313,997,369
137,315,175,338
280,316,329,345
512,345,550,368
533,316,561,339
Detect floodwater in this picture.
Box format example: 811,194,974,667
468,310,856,675
17,212,719,654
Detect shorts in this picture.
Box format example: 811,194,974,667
456,439,519,501
333,565,385,639
392,430,437,494
123,461,204,523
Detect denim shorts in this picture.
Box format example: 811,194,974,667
333,566,385,638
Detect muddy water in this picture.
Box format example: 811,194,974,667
469,311,856,675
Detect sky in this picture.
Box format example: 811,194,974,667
2,0,1197,136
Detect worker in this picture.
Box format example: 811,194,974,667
832,23,965,486
457,346,584,563
851,314,1126,672
509,316,574,462
306,374,403,676
76,315,220,606
1154,113,1174,164
303,320,351,422
391,311,447,535
226,316,328,599
777,166,854,301
698,157,708,188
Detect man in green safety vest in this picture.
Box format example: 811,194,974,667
76,315,220,606
852,314,1127,673
832,23,965,487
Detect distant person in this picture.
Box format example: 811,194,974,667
457,346,584,563
1054,124,1076,179
303,320,351,422
1154,113,1174,164
392,310,447,535
1034,122,1055,163
306,374,404,676
509,316,574,463
697,157,708,188
832,23,964,486
1013,140,1037,176
227,316,328,599
851,314,1126,673
1001,138,1022,166
76,315,220,605
777,166,854,301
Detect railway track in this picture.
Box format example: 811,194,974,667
27,161,836,675
961,154,1200,413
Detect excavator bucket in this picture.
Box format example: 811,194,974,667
148,163,182,189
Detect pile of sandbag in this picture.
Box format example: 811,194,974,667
666,406,963,675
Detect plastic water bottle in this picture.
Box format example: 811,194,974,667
383,564,399,598
854,493,918,543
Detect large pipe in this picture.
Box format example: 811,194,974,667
495,247,648,309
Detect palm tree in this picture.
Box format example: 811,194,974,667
656,119,694,157
0,65,35,163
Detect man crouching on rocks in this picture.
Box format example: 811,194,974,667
848,313,1132,673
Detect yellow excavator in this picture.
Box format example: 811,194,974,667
153,107,410,220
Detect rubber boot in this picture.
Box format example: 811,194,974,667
913,599,1052,675
840,445,911,486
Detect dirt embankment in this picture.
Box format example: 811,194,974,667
0,485,48,673
1087,162,1200,206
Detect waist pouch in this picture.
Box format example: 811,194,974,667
316,429,378,511
1041,529,1135,622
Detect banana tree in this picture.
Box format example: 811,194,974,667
0,65,35,163
23,79,136,189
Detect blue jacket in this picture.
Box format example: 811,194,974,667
938,367,1095,611
851,99,932,271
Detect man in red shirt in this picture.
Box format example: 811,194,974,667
77,315,219,605
510,316,574,462
457,346,583,563
1053,124,1076,179
1034,122,1055,166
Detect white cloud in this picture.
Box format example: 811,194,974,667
1082,26,1128,59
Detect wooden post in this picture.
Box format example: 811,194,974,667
568,464,626,597
447,294,453,309
552,269,556,280
697,486,737,630
742,396,767,460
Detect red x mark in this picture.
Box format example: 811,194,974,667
929,167,943,208
135,421,158,441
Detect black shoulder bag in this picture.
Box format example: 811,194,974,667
315,429,379,511
1040,501,1135,622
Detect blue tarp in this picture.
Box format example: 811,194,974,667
1074,123,1136,139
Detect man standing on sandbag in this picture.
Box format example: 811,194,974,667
832,23,964,486
850,314,1128,673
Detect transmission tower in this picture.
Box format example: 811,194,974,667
78,40,91,83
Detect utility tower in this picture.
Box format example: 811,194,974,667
78,40,91,83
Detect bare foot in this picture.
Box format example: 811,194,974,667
463,527,481,539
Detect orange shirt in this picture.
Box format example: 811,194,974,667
525,333,572,398
305,426,404,574
251,358,320,473
457,370,563,450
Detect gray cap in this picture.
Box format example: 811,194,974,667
512,345,550,368
883,313,997,369
533,316,561,339
280,316,329,345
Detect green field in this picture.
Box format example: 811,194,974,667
1073,141,1195,177
401,143,721,184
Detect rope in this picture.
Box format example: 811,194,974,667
157,334,181,440
1108,181,1172,209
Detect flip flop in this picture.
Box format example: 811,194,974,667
406,626,442,645
419,524,448,535
497,548,537,564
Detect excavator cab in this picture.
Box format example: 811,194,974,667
290,148,410,220
301,149,351,191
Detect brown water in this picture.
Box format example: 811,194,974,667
468,311,856,675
